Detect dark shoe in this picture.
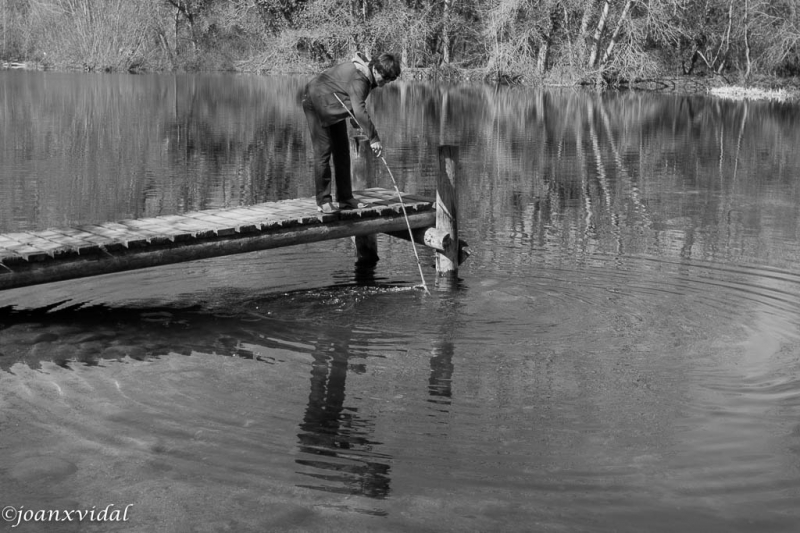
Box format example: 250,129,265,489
339,198,367,210
317,202,340,214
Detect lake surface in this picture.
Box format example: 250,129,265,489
1,70,800,532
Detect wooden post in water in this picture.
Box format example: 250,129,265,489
350,134,379,265
436,145,459,277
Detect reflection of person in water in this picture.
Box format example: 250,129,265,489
295,331,391,500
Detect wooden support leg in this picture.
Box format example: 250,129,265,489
436,145,459,277
351,134,379,265
355,235,379,266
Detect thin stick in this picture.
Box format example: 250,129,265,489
377,155,431,294
334,94,430,294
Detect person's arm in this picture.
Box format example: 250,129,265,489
347,80,380,145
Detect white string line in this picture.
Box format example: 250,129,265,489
333,93,430,294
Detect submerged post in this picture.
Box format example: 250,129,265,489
436,145,459,277
350,134,379,265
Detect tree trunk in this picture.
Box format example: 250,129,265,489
442,0,452,65
348,0,363,52
588,0,611,68
157,29,175,70
184,0,198,52
537,40,550,75
168,0,199,54
579,0,599,64
743,0,751,80
538,9,559,75
717,0,734,73
599,0,633,67
174,6,180,54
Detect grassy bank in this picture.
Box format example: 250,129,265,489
6,58,800,103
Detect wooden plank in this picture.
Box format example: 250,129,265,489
36,229,100,255
77,225,141,251
0,233,60,261
0,249,24,266
0,235,25,250
13,234,65,256
98,223,152,246
72,226,131,246
181,213,239,236
0,239,33,254
113,220,187,242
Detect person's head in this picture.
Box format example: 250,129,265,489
369,53,401,87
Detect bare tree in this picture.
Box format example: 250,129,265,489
165,0,203,53
7,0,800,79
29,0,152,71
442,0,452,64
598,0,633,66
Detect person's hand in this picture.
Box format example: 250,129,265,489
370,141,383,158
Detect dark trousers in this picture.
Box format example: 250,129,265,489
303,97,352,206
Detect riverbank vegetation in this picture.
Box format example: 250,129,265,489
2,0,800,89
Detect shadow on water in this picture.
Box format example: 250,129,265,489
0,259,418,370
0,288,426,367
0,299,285,371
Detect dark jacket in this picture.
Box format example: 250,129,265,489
305,54,380,143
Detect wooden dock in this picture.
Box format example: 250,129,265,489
0,188,437,291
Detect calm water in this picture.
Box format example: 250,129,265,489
1,71,800,532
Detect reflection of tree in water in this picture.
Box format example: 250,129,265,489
295,332,392,500
159,75,308,212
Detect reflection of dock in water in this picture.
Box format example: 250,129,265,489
0,188,434,291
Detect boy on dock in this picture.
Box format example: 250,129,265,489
302,52,401,214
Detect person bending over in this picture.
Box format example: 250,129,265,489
302,52,401,214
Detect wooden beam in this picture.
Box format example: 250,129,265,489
384,227,469,265
0,211,435,291
385,226,450,252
